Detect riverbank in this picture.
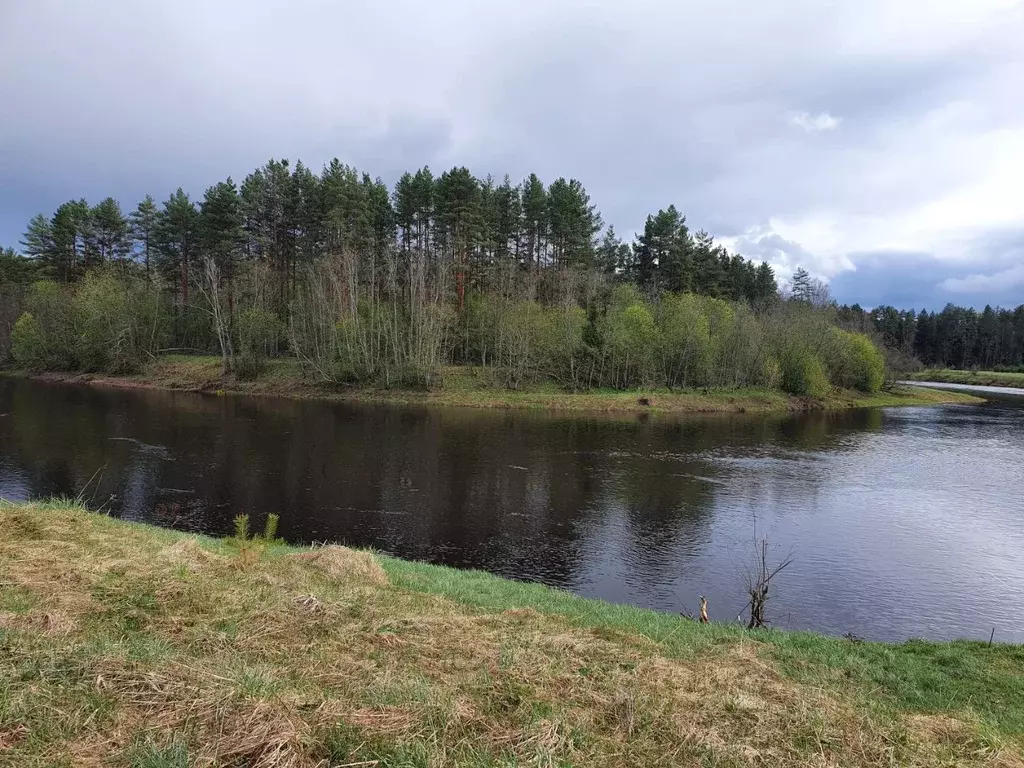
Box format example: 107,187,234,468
1,501,1021,766
907,369,1024,389
3,354,984,414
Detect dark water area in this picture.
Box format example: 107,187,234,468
2,376,1023,643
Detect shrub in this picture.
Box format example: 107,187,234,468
10,313,47,369
602,296,660,389
536,305,590,390
235,307,281,380
825,328,886,393
656,293,713,388
758,355,782,389
779,347,830,397
69,271,165,373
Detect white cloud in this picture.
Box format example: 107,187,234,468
787,111,842,133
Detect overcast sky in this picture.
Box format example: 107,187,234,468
2,0,1022,309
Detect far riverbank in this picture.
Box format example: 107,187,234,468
2,354,984,415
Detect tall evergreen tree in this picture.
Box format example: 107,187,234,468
596,226,631,278
634,205,688,291
199,179,244,272
50,199,92,282
21,213,54,271
546,178,601,270
520,174,547,273
690,230,724,297
752,262,778,306
130,195,160,276
790,267,813,303
90,197,130,263
156,189,200,305
435,166,481,309
0,247,38,284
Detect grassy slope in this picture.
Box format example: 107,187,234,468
16,354,984,414
907,369,1024,389
1,502,1022,767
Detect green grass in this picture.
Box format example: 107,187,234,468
907,369,1024,389
1,500,1022,766
5,354,986,415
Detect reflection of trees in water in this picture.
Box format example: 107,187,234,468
3,376,893,592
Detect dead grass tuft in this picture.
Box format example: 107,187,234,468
163,538,227,570
293,594,325,615
0,724,29,752
290,546,389,587
908,713,976,745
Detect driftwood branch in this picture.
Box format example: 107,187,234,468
744,538,793,629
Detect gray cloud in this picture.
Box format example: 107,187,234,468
831,227,1024,309
1,0,1022,308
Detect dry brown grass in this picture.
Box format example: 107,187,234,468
0,502,1020,767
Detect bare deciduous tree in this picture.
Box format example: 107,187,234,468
197,256,234,375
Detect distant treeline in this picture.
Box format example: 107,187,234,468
5,160,778,307
0,158,891,397
837,303,1024,372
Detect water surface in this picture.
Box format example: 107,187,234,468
2,377,1022,643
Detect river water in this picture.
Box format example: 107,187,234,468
2,377,1022,643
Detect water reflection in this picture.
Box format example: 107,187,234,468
2,377,1022,643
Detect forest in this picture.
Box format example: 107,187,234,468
0,158,899,398
836,302,1024,372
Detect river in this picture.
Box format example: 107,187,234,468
1,376,1022,643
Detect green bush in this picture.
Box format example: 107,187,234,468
602,290,660,389
825,328,885,393
13,281,77,369
10,313,47,369
779,347,830,397
71,270,165,373
656,293,713,388
536,305,590,390
235,307,281,380
758,355,782,389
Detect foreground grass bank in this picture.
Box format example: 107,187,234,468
907,369,1024,389
2,502,1023,766
9,354,984,414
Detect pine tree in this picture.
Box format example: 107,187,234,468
0,247,38,284
410,167,435,258
392,171,417,256
546,178,601,270
596,226,631,278
90,197,130,263
21,213,54,271
753,262,778,306
239,159,294,311
478,174,522,272
690,230,724,297
361,174,394,262
790,267,813,303
199,179,243,272
634,205,688,291
50,199,91,282
156,189,199,305
435,166,481,309
322,160,368,257
130,196,160,276
520,174,547,273
289,161,323,270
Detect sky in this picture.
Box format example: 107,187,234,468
1,0,1022,310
